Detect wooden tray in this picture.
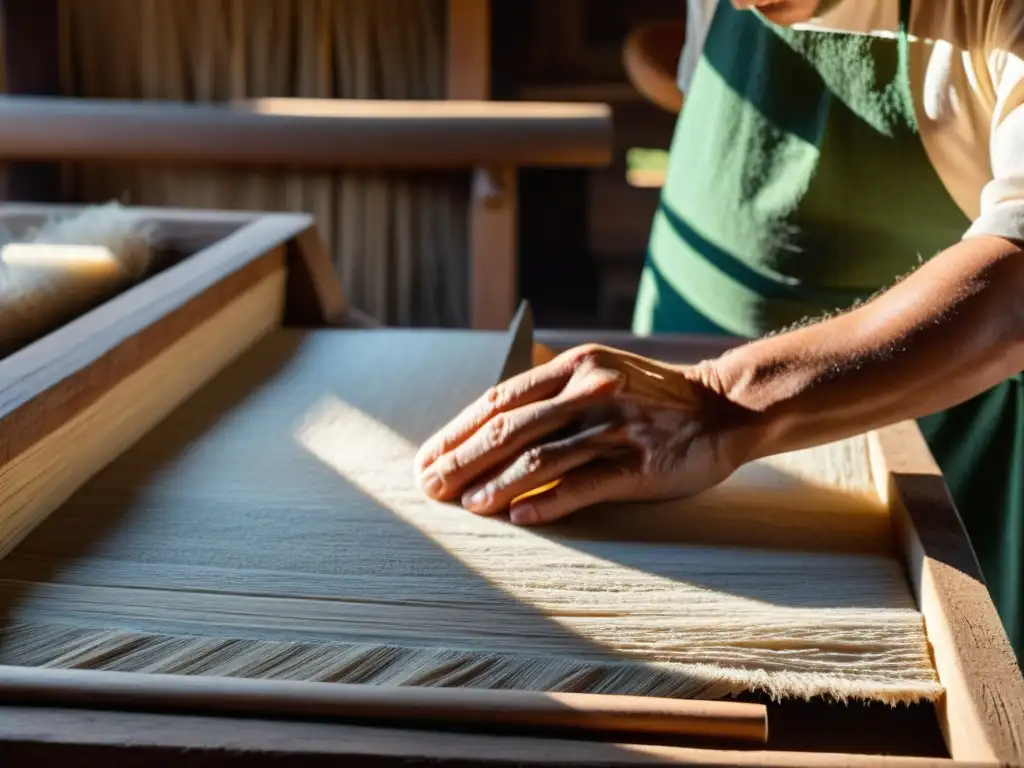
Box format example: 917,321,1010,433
0,203,1020,767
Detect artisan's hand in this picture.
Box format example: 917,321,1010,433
414,345,750,525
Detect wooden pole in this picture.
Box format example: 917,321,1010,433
0,665,769,745
447,0,518,331
0,97,612,170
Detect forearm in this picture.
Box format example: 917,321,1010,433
706,235,1024,461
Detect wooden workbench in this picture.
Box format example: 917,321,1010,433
0,204,1020,767
0,334,1018,767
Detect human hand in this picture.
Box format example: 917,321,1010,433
414,344,755,526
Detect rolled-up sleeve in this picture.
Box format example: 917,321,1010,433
965,12,1024,243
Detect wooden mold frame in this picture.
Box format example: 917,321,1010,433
0,205,1019,766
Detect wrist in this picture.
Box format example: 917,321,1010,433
691,332,829,462
686,355,775,470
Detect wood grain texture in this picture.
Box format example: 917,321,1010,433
869,424,1024,765
0,267,285,559
0,204,345,564
0,211,303,465
0,96,613,170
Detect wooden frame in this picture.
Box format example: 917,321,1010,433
0,204,342,474
0,215,1019,764
868,426,1024,764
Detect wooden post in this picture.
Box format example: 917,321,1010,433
0,0,62,202
447,0,518,330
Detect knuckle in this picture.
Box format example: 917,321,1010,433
571,343,603,364
523,445,546,475
484,377,529,412
436,450,463,478
486,413,509,450
484,385,505,410
564,344,617,381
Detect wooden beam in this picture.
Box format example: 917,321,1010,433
0,96,612,170
447,0,519,330
446,0,491,102
869,425,1024,765
466,165,518,331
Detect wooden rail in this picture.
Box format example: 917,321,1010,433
0,666,769,745
0,96,613,170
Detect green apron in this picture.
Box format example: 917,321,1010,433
632,0,1023,661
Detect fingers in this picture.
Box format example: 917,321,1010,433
459,422,621,516
414,355,576,475
419,371,624,501
420,400,579,501
508,458,641,526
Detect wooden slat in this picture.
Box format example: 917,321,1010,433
0,208,315,463
0,96,612,170
0,264,287,560
447,0,521,330
467,166,519,329
446,0,491,101
869,424,1024,765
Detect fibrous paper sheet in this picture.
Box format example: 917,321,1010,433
0,330,941,703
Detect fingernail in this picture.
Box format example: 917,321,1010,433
510,505,537,525
422,473,443,497
462,486,489,510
